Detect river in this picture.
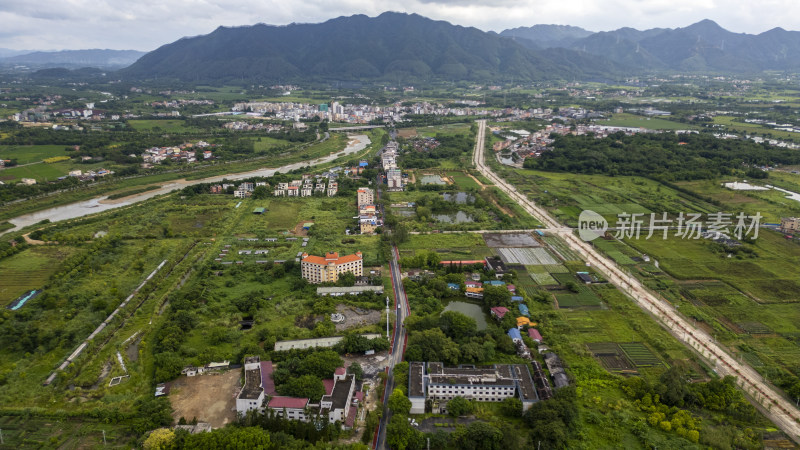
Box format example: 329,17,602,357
2,134,370,235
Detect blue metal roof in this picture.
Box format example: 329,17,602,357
447,283,460,289
508,328,522,341
511,296,524,302
518,304,530,316
484,280,505,286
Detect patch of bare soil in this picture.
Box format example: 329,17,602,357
169,370,241,428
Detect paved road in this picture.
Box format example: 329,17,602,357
472,119,800,443
375,245,409,450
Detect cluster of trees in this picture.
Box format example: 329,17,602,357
400,134,473,169
333,332,390,354
144,424,361,449
622,367,759,424
272,350,344,400
404,311,510,365
524,132,800,180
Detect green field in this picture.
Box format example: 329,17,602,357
0,246,76,305
599,113,699,131
0,145,70,164
127,119,190,132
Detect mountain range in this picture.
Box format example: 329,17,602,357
120,12,619,82
501,19,800,73
8,13,800,82
0,49,145,70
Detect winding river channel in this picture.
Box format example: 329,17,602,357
2,134,370,235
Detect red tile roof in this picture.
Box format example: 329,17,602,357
302,252,363,266
335,367,346,376
490,306,509,319
268,396,309,409
344,406,358,428
527,328,543,341
354,391,364,402
322,379,335,395
260,361,276,395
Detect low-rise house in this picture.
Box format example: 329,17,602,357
490,306,509,320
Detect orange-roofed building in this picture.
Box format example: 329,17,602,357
301,251,363,283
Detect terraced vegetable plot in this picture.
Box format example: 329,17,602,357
738,321,773,335
530,272,557,285
542,236,582,262
498,247,558,265
619,342,662,367
586,342,638,374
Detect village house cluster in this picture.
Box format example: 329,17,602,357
356,187,381,234
381,141,403,191
142,141,213,165
222,121,283,132
273,175,338,197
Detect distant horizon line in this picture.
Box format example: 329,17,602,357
1,12,797,54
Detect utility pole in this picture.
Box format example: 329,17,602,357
386,296,390,338
102,430,106,445
0,428,4,445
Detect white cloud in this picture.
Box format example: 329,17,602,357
0,0,798,51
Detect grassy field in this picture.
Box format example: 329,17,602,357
0,160,108,183
599,113,699,130
0,145,70,164
127,119,190,132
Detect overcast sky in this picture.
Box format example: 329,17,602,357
2,0,798,52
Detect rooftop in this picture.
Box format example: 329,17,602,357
260,361,276,395
409,362,425,398
239,365,263,400
512,364,538,402
329,374,355,410
268,396,309,409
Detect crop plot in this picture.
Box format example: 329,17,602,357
542,236,582,262
619,342,662,367
498,247,558,265
483,233,539,248
738,321,773,335
587,342,638,375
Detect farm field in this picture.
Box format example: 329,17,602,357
0,245,76,305
598,113,699,130
0,144,70,164
127,119,192,132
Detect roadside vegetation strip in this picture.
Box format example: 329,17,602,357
44,259,168,385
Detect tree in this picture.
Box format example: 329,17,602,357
500,397,522,417
253,185,270,199
388,388,411,415
439,311,477,340
276,374,325,400
407,328,460,365
337,272,356,287
298,350,343,378
349,362,363,381
143,428,175,450
452,422,503,450
446,396,473,417
386,414,416,450
482,285,511,307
